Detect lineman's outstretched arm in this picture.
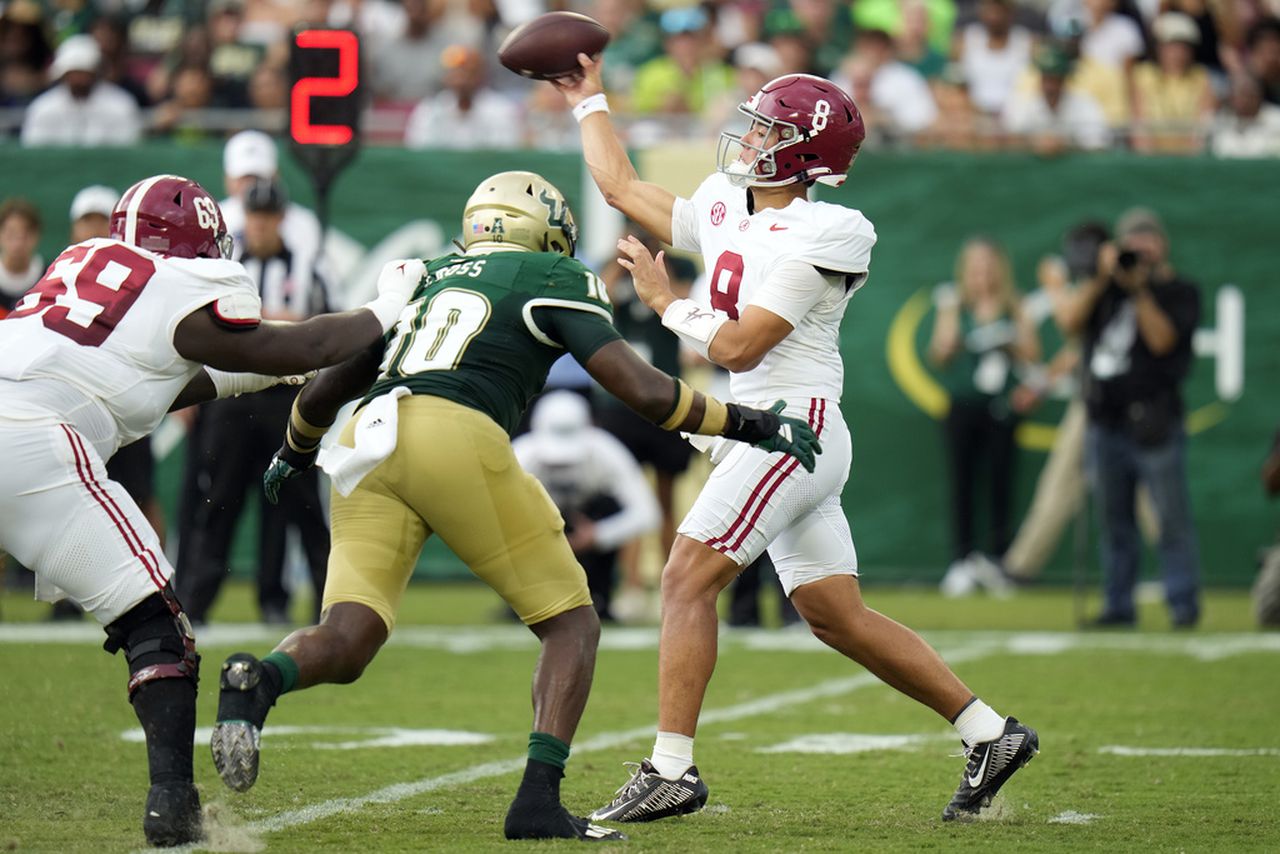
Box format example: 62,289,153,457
552,53,677,243
581,338,820,471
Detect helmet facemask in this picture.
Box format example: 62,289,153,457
717,104,806,188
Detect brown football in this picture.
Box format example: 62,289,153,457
498,11,611,81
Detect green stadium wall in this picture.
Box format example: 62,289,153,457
2,143,1274,586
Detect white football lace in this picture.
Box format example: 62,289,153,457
609,762,648,803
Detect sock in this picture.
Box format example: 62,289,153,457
262,651,298,695
527,731,570,770
951,697,1006,746
650,731,694,779
131,679,196,786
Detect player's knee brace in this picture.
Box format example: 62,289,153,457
103,588,200,698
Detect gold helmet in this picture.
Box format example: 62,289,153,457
462,171,578,257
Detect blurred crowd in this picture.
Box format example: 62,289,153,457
2,0,1279,154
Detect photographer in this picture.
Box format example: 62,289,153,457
1057,208,1202,628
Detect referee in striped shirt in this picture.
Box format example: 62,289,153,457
175,177,332,625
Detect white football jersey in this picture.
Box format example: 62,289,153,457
671,172,876,404
0,238,261,459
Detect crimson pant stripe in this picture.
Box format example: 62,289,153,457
705,398,819,551
61,425,164,591
725,398,828,553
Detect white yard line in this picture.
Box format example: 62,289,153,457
1099,746,1280,757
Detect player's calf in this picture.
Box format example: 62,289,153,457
102,588,202,847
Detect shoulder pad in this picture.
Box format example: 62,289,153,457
210,290,262,329
541,257,613,314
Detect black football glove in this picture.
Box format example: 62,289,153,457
263,443,317,505
723,400,821,472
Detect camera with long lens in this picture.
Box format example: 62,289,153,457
1116,249,1141,271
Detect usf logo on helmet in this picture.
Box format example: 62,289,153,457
462,171,578,257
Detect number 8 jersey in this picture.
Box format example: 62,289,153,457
0,237,261,460
671,172,877,404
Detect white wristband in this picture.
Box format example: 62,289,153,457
661,298,728,360
361,292,408,334
206,369,304,399
573,93,609,123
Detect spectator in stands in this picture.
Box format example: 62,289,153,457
68,184,117,244
836,28,939,137
1056,208,1202,628
593,0,663,94
854,0,957,56
1209,72,1280,156
781,0,858,77
247,56,288,112
0,1,53,107
369,0,450,103
1131,12,1215,152
208,0,262,108
405,44,521,148
1160,0,1240,77
514,391,660,623
1245,17,1280,104
177,177,332,626
629,6,734,116
706,41,784,131
763,9,817,76
89,15,148,107
0,197,42,311
929,237,1040,597
922,63,984,149
955,0,1034,116
152,63,218,140
1002,44,1111,152
20,34,141,145
897,0,949,79
1081,0,1146,72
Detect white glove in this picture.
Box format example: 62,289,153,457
362,258,426,332
206,369,316,399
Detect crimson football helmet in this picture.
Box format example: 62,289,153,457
717,74,865,188
110,174,233,260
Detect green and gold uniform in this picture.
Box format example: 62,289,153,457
324,249,623,630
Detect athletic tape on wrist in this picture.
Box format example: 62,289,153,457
573,93,609,123
659,378,695,431
290,400,328,442
661,298,728,360
697,396,728,436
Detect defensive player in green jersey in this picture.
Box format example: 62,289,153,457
210,171,821,841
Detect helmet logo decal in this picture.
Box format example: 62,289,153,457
538,188,569,230
491,217,505,241
710,202,726,226
812,99,831,133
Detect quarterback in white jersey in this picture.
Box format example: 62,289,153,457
0,174,420,848
555,58,1039,825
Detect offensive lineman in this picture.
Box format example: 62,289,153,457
553,58,1040,822
0,174,421,846
210,171,821,841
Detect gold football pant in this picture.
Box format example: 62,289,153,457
322,395,592,630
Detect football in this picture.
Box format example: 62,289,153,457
498,11,611,81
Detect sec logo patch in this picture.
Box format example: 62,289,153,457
710,202,726,226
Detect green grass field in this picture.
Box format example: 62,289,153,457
2,582,1278,852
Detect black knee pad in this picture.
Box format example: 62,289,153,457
104,589,200,698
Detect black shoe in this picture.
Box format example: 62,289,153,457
589,759,708,823
211,653,278,792
1082,612,1136,629
942,717,1039,821
143,782,202,847
504,801,626,841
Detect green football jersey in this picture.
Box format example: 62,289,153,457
363,250,619,434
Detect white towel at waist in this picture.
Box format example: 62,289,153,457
318,386,411,496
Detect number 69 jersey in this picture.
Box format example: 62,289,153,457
0,237,261,460
363,249,618,435
672,172,877,404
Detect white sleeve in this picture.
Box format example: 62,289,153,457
671,196,700,253
591,437,661,551
748,258,837,329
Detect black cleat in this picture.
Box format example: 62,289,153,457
504,801,627,841
211,653,277,792
143,782,202,847
589,760,708,823
942,717,1039,821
